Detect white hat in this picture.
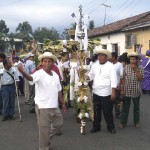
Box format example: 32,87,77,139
94,46,111,58
128,52,141,59
38,52,57,61
26,52,34,59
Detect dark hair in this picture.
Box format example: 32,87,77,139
14,56,20,60
0,53,6,59
119,52,130,64
3,59,9,66
111,52,118,60
91,54,98,62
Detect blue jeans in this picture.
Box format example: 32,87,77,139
1,84,16,116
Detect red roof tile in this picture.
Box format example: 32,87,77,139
88,11,150,38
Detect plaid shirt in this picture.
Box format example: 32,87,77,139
122,65,144,98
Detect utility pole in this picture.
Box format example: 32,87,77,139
102,4,111,25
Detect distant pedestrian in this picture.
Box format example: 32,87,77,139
14,56,24,96
119,52,144,128
24,52,35,105
110,52,123,118
18,52,67,150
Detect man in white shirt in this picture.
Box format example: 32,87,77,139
18,52,67,150
110,52,123,118
88,49,117,134
14,57,24,96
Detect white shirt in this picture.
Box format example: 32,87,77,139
88,61,117,96
0,67,19,86
113,62,123,86
14,61,24,77
29,69,62,109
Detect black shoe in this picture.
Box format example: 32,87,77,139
90,128,100,133
9,116,16,120
108,129,116,134
29,109,35,113
25,101,31,105
56,130,62,136
2,116,9,121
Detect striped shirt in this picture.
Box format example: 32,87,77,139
122,65,144,98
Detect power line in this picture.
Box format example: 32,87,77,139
106,0,138,23
88,0,108,15
0,0,22,8
106,0,130,22
83,0,103,13
116,0,142,21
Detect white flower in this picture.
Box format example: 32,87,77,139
79,113,83,119
83,82,88,86
77,97,80,103
85,113,89,118
83,96,88,103
78,82,82,86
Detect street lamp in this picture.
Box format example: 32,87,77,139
102,4,111,25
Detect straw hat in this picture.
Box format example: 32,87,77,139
128,52,141,59
38,52,57,61
94,47,111,59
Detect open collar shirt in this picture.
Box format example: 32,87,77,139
88,61,117,96
122,65,144,98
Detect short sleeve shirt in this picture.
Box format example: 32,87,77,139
29,69,62,109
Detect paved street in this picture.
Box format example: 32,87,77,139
0,94,150,150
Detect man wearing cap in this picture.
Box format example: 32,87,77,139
18,52,67,150
24,52,35,105
119,52,144,128
88,49,117,134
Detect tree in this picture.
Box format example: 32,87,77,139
16,21,33,41
61,23,76,40
0,20,9,35
33,27,59,43
89,20,94,30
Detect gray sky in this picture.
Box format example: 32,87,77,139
0,0,150,33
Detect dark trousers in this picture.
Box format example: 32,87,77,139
1,84,16,116
120,96,140,125
92,93,115,130
0,90,2,114
18,76,24,94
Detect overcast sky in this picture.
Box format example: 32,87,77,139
0,0,149,33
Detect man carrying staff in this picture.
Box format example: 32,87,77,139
18,52,67,150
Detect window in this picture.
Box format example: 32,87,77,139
101,44,107,49
126,34,132,48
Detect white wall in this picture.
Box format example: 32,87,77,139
98,32,126,55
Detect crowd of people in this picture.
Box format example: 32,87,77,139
0,46,150,150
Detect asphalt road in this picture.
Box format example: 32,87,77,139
0,94,150,150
